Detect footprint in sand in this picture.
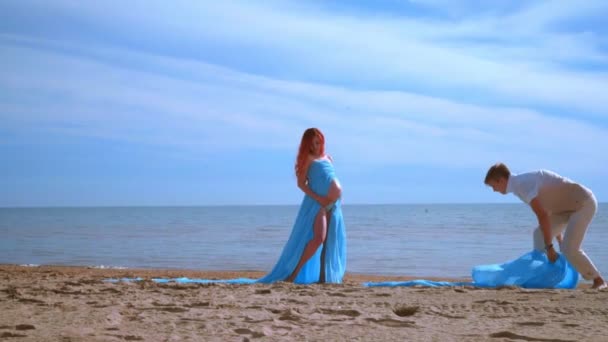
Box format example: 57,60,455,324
259,325,292,337
184,301,210,308
1,332,27,338
474,299,513,305
242,317,273,324
317,308,361,317
365,318,416,328
234,328,265,338
255,289,271,295
270,325,292,332
154,307,188,313
15,324,35,331
515,322,545,327
100,287,121,294
373,293,392,297
278,311,302,322
393,305,419,317
489,331,575,342
266,308,303,322
427,305,467,319
64,281,82,287
550,308,574,315
105,309,123,326
292,289,316,297
17,297,45,305
341,288,359,293
286,298,307,305
3,286,19,298
151,302,189,313
106,334,144,341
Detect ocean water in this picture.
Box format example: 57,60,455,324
1,204,606,278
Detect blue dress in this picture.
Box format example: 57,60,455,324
130,159,347,286
258,159,347,284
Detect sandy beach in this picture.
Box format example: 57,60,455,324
1,265,607,341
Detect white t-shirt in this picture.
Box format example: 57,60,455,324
506,170,592,213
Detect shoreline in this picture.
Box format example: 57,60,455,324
0,264,470,284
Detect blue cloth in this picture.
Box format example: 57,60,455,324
364,250,579,289
108,159,347,285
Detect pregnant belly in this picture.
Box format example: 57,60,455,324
328,179,342,200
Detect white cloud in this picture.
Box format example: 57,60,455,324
3,0,604,117
1,36,607,176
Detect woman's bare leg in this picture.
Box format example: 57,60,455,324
319,180,340,283
319,209,332,283
286,208,327,282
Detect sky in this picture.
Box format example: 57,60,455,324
1,0,608,206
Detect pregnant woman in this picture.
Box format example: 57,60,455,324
259,127,347,284
120,128,347,286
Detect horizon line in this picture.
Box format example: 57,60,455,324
3,202,600,209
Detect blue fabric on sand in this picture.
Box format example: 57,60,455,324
364,250,579,289
107,159,347,285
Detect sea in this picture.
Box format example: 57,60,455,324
1,204,606,279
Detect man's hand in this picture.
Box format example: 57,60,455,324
547,246,558,263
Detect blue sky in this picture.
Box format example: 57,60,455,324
1,0,608,206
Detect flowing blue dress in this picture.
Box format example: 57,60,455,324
257,159,347,284
112,159,347,285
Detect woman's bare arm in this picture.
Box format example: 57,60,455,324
297,159,328,205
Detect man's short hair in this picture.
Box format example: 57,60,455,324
484,163,511,184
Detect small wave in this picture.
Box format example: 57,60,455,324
89,265,128,270
19,264,40,267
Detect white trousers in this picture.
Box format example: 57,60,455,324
533,195,600,280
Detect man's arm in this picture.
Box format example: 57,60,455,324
530,197,557,262
530,197,551,246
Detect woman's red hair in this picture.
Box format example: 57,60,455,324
295,128,325,178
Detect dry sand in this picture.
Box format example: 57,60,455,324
1,265,607,341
